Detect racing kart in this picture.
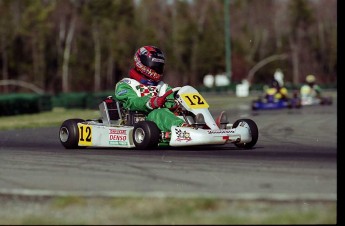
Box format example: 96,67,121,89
301,95,333,106
252,92,301,110
59,85,258,150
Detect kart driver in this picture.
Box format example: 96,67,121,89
114,45,192,132
300,74,322,99
264,79,288,101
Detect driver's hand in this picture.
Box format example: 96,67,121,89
147,96,167,109
146,89,174,109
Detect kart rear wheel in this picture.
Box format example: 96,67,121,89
133,121,160,149
288,98,302,108
59,118,86,149
232,119,258,149
321,96,333,105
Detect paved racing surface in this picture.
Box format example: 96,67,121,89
0,97,337,201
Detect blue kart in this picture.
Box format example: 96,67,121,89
252,94,301,110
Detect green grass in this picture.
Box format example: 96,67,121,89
0,196,337,225
0,107,99,130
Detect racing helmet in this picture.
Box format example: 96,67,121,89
271,79,280,88
306,74,316,83
134,46,165,82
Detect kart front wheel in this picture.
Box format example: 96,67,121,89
232,119,259,149
59,118,86,149
133,121,160,149
251,100,258,111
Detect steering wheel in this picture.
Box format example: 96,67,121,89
160,87,181,111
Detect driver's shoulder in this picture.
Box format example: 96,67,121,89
116,78,141,90
118,78,140,86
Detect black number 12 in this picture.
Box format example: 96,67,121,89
79,126,91,142
185,95,204,105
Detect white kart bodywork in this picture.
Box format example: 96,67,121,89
301,96,321,106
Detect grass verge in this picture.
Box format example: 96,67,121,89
0,195,337,224
0,108,100,130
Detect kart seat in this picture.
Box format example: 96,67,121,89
99,96,122,125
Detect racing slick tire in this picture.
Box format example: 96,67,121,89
133,121,161,149
251,100,258,111
232,119,259,149
288,98,302,109
59,118,86,149
320,96,333,105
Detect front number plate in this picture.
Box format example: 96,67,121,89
180,93,209,109
78,124,92,146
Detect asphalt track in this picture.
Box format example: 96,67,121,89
0,96,337,201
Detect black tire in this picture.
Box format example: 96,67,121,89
296,99,302,108
232,119,259,149
133,121,161,149
287,100,292,109
289,98,301,109
324,96,333,105
59,118,86,149
251,100,258,111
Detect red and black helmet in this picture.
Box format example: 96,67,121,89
134,46,165,82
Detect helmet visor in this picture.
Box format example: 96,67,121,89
140,55,164,75
150,62,164,74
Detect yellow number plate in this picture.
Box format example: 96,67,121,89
78,124,92,146
180,93,209,109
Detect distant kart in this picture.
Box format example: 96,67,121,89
252,94,301,110
301,95,333,106
59,85,259,150
300,84,333,106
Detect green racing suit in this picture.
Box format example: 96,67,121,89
115,78,184,132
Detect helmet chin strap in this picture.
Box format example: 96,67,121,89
130,68,158,86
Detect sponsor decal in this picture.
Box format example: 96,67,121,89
109,141,128,146
109,129,127,141
109,129,126,134
175,128,192,142
109,134,127,141
123,79,131,84
116,89,127,96
207,130,234,134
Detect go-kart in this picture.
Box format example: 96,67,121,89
252,92,301,110
59,85,258,150
301,95,333,106
300,85,333,106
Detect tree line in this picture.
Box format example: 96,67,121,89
0,0,337,94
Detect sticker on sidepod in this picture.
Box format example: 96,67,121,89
78,124,92,146
207,130,234,134
180,93,209,109
109,129,128,145
109,129,128,146
175,128,192,142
